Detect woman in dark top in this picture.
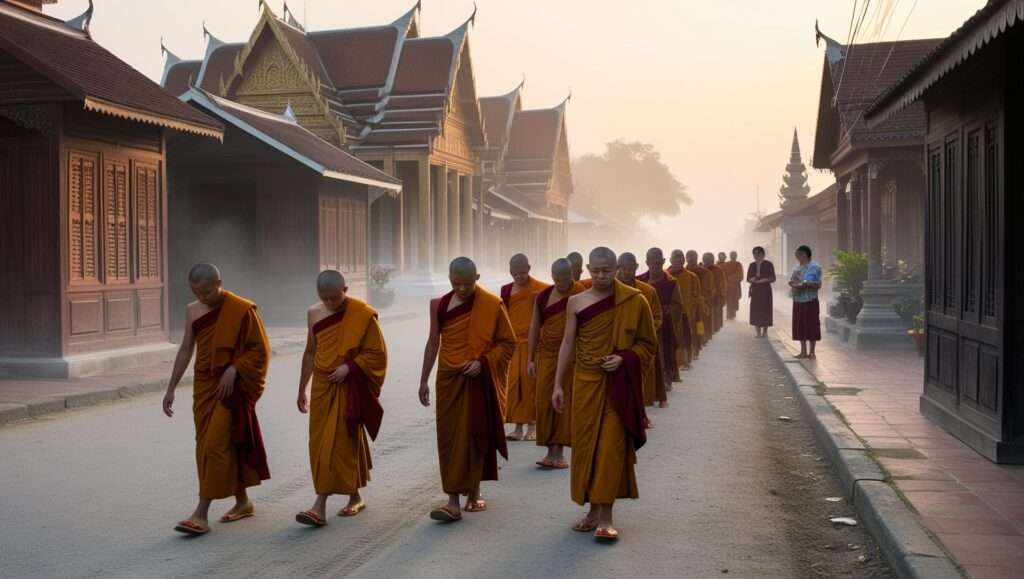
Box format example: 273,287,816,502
746,246,776,337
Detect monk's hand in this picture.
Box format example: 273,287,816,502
215,366,237,401
418,382,431,407
297,390,309,414
162,389,175,417
600,354,624,372
329,364,350,384
527,360,537,378
552,387,565,414
462,360,482,377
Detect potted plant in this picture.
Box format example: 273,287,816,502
368,264,396,309
908,313,926,355
829,250,867,324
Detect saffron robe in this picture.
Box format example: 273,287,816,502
723,260,745,320
309,298,387,496
632,280,664,406
191,291,271,500
639,269,684,387
687,264,715,344
435,287,516,494
672,265,705,357
708,264,727,334
502,277,551,424
534,281,585,447
571,281,657,506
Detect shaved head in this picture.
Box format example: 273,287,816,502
551,258,572,277
509,253,530,268
618,252,638,268
449,256,477,277
646,247,664,261
317,269,346,292
551,258,574,292
730,251,738,260
587,247,617,291
188,263,221,284
567,252,583,267
617,252,639,285
703,252,715,266
671,249,685,261
686,250,699,260
589,246,617,265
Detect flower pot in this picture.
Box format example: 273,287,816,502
369,287,395,309
829,300,847,319
908,330,926,356
845,301,862,324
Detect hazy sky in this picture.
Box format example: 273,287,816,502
46,0,982,249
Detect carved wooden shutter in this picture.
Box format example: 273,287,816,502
134,163,161,280
103,160,130,282
69,151,99,282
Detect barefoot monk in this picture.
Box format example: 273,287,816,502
554,247,656,542
295,270,387,527
502,254,550,442
163,263,271,536
420,257,516,523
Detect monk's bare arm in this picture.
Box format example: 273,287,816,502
526,300,542,375
163,307,196,417
419,299,441,406
297,310,316,413
552,298,578,413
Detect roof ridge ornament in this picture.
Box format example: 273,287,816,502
815,20,845,66
283,1,304,31
446,2,477,42
66,0,94,36
159,36,184,86
202,21,226,52
283,101,297,122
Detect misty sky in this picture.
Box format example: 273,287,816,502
45,0,982,249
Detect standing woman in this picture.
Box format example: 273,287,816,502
789,245,822,358
746,246,776,337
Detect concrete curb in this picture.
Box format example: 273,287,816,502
765,336,963,579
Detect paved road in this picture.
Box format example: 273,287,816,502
0,313,889,578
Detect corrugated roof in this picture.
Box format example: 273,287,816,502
0,2,221,138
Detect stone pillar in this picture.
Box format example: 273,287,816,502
460,175,473,257
433,164,447,271
849,171,863,252
383,157,403,270
866,162,884,280
417,159,432,272
474,176,485,261
447,168,460,260
836,176,849,252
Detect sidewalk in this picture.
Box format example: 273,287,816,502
0,309,419,427
772,305,1024,579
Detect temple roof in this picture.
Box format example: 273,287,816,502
182,88,401,190
811,33,942,169
0,2,222,139
479,79,523,149
501,96,571,205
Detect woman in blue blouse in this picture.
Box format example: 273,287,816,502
788,245,822,359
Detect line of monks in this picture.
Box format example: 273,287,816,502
161,247,747,543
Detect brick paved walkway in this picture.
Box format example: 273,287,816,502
768,299,1024,579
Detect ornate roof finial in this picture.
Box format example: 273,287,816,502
815,20,845,66
283,1,304,31
469,2,477,26
282,101,297,122
780,127,810,205
66,0,94,36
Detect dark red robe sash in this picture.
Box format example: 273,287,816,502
537,286,570,324
343,360,384,441
608,349,649,451
500,283,513,306
438,291,474,326
225,388,271,481
312,308,346,336
468,357,508,482
191,307,221,334
576,293,615,326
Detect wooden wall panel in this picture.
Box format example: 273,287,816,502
137,289,163,330
69,293,102,336
104,292,134,332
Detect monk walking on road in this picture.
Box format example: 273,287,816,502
554,247,656,542
670,249,704,364
616,252,665,410
295,270,387,527
639,248,684,400
686,250,714,346
420,258,516,523
528,258,584,469
502,254,550,442
706,253,727,334
163,264,271,536
724,251,745,321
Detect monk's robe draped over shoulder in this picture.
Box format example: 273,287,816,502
192,291,271,501
639,270,684,390
633,280,663,406
309,298,387,496
534,281,585,447
502,277,550,424
435,287,516,494
687,265,714,344
671,265,705,357
724,261,745,319
709,264,727,333
571,281,656,506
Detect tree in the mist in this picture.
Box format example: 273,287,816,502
571,140,690,223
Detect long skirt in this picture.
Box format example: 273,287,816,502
749,284,773,327
792,299,821,341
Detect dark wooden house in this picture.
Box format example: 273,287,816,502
169,89,402,327
0,1,222,377
867,0,1024,463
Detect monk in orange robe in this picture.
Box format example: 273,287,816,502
502,254,550,442
669,249,704,364
724,251,745,320
706,252,727,334
527,258,584,469
420,257,516,522
640,247,685,395
295,270,387,527
686,250,715,346
163,263,271,536
567,251,584,283
616,252,664,410
554,247,657,542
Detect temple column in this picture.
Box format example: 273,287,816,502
460,175,473,257
474,176,485,262
382,157,403,270
866,162,884,279
836,175,849,252
447,168,460,260
417,159,432,271
849,171,864,252
433,164,447,271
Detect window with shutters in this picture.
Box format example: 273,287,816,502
134,162,161,280
963,130,981,318
69,151,100,283
943,137,959,314
319,193,367,273
927,148,942,310
103,160,130,282
982,123,999,323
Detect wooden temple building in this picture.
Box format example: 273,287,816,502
810,28,941,348
161,2,572,284
0,0,223,377
866,0,1024,462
